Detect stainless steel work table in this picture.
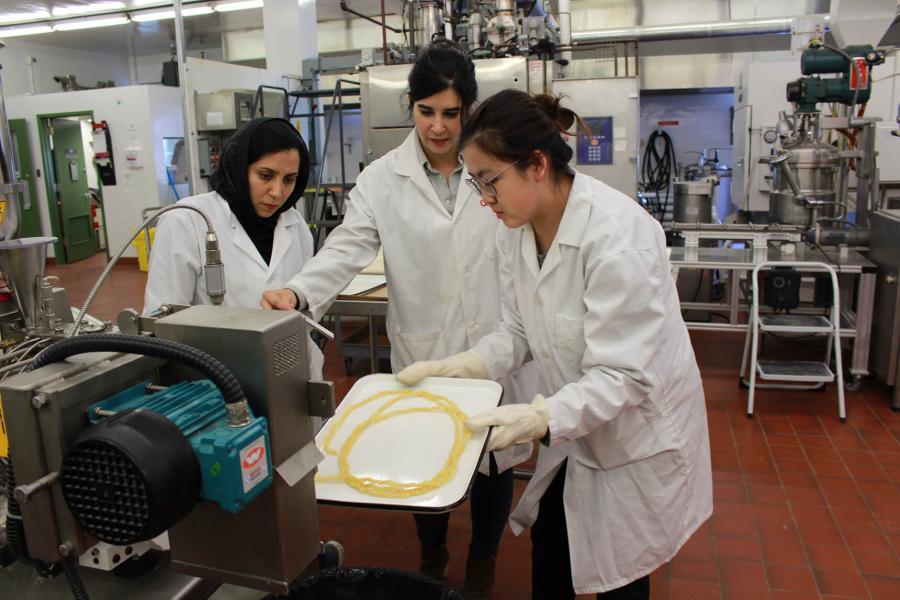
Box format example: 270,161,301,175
327,291,389,374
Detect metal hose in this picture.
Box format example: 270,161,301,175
69,204,219,337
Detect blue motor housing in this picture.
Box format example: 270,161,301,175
88,380,272,513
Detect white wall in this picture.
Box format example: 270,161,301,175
215,16,406,64
133,49,225,86
316,15,404,54
0,38,131,96
6,85,183,259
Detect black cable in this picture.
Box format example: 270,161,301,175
690,271,705,303
641,130,676,223
61,555,90,600
28,334,246,407
808,238,843,275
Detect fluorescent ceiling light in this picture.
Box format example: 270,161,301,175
132,0,172,6
181,6,215,16
0,24,54,37
54,16,131,31
132,6,213,21
52,2,127,17
132,11,173,22
214,1,263,12
0,10,51,25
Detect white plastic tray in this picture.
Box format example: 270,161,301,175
314,374,503,511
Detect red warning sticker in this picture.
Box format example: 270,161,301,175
242,446,265,469
849,58,869,90
240,436,269,493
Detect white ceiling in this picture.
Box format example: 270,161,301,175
0,1,404,55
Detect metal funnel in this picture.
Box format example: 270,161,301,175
0,237,56,331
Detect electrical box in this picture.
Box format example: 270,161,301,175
195,90,285,132
554,77,639,199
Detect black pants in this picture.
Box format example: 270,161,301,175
531,461,650,600
414,454,513,559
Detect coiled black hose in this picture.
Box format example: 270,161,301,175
28,334,245,406
4,450,29,564
61,555,90,600
641,130,677,223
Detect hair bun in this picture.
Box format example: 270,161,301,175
532,94,576,133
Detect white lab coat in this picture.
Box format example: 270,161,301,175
285,130,541,473
143,191,324,381
470,172,713,594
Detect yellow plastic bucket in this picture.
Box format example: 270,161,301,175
132,227,156,272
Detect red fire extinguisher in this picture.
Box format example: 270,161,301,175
88,188,105,249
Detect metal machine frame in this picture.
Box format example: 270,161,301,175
2,306,335,595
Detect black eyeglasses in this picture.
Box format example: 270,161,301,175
465,160,522,198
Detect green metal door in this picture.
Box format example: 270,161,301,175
7,119,42,238
49,117,97,263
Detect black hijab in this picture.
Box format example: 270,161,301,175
210,117,311,264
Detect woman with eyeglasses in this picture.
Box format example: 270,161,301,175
260,42,541,599
398,90,713,599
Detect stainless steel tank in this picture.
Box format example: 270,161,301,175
412,1,445,51
769,135,840,227
673,178,717,224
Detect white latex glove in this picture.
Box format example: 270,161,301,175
466,394,549,452
395,352,489,386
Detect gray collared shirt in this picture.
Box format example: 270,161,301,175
416,137,463,215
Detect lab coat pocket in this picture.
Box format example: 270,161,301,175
394,328,449,369
575,399,682,471
552,313,586,374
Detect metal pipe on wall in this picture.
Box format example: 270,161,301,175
572,15,826,44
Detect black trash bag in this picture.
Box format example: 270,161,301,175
278,567,463,600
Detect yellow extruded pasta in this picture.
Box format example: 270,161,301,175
316,389,471,498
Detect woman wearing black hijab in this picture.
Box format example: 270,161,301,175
143,117,323,379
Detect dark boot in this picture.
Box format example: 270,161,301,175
419,545,450,580
462,552,496,600
318,540,344,569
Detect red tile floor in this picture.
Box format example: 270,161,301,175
49,254,900,599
